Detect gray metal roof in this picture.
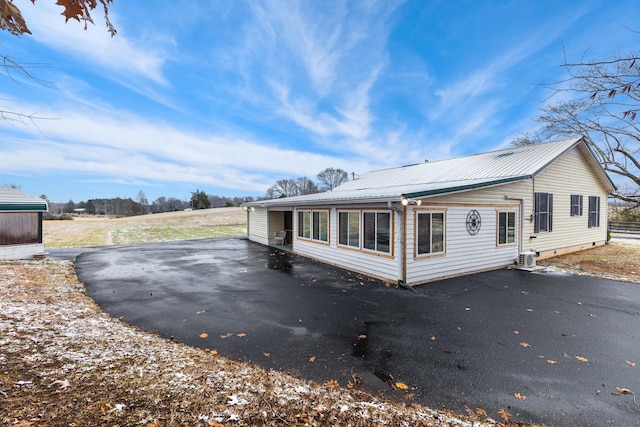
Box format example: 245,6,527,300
0,188,49,212
248,137,615,207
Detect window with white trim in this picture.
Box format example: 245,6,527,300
338,211,360,248
588,196,600,228
297,209,328,242
363,211,391,254
534,192,553,233
416,211,445,255
570,195,583,216
497,211,516,245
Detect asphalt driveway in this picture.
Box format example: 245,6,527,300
70,238,640,426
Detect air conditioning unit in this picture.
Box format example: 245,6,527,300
518,252,536,268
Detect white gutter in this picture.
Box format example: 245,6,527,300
505,195,525,253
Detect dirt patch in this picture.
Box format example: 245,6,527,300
541,238,640,284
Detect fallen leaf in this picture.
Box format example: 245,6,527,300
404,393,415,400
210,350,218,355
309,356,316,362
526,308,534,312
514,393,527,400
324,379,339,387
497,408,511,422
575,355,589,362
236,333,246,337
196,310,205,314
615,386,634,395
520,342,531,348
395,381,409,390
199,332,208,339
626,360,635,367
475,408,487,417
358,334,367,339
430,336,436,341
513,330,519,334
220,333,233,339
263,352,270,357
547,359,558,365
554,310,562,314
465,307,471,311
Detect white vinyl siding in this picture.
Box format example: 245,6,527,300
294,207,399,282
527,147,609,256
406,204,519,284
247,207,269,245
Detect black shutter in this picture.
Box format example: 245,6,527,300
548,193,553,232
534,193,540,233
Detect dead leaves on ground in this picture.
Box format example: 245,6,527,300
614,386,634,395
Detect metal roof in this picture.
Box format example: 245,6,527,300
0,188,49,212
247,137,615,207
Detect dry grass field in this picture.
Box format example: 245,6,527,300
43,207,247,248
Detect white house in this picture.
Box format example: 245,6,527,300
244,137,615,285
0,188,48,260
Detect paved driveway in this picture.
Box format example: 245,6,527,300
71,238,640,426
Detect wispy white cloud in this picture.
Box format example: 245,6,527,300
0,96,365,193
19,1,169,85
231,1,404,150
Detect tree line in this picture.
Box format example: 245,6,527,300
265,167,349,198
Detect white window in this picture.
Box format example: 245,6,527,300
363,211,391,254
497,211,516,245
416,211,445,255
338,211,360,248
534,192,553,233
298,209,328,242
570,195,583,217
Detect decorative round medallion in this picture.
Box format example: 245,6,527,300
466,210,481,235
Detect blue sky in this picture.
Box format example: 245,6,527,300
1,0,638,203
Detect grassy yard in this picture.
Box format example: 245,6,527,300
43,207,247,248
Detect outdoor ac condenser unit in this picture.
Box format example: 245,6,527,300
518,252,536,268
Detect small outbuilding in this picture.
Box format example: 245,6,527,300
0,188,48,260
244,137,615,285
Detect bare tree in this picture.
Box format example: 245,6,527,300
510,130,541,147
295,176,319,195
534,50,640,205
316,168,348,191
267,179,298,198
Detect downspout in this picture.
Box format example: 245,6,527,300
504,195,525,253
388,201,413,291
